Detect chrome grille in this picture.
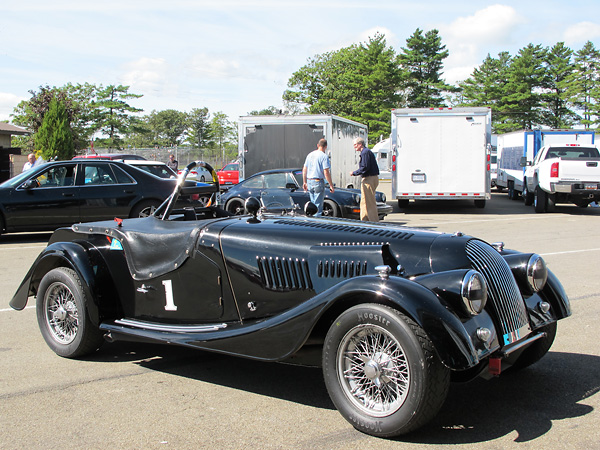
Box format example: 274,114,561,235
465,239,531,345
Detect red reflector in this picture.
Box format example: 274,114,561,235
489,357,502,376
392,164,396,171
551,162,559,178
392,155,396,162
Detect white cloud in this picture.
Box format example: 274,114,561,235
438,5,526,84
187,54,242,80
0,92,27,121
120,57,177,98
563,21,600,44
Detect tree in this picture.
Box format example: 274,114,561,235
458,52,513,133
399,29,455,108
541,42,577,128
148,109,189,147
186,107,211,148
33,98,74,160
93,85,143,148
284,33,404,141
501,44,548,131
209,112,237,161
248,106,282,115
566,41,600,129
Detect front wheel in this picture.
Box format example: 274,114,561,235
36,267,104,358
323,304,449,437
130,200,161,218
322,200,339,217
225,198,245,215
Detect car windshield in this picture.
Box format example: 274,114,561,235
1,162,51,188
134,164,176,178
223,163,238,171
545,147,600,159
260,190,296,211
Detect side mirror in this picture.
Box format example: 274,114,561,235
519,157,530,167
245,197,261,223
285,182,297,191
21,179,39,190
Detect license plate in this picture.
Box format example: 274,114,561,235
412,173,426,182
584,183,597,190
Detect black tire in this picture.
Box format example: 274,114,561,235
322,200,339,217
323,304,450,437
522,180,534,206
573,199,590,208
534,185,547,213
36,267,104,358
474,199,486,209
508,181,520,200
130,200,161,218
225,198,245,215
510,322,557,370
0,214,4,235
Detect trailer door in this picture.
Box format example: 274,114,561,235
243,124,324,178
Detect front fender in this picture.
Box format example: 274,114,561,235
9,241,110,326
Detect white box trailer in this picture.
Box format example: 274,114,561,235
390,107,492,208
496,129,596,199
238,115,368,189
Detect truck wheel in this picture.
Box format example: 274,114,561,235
510,322,557,370
534,186,548,213
522,181,534,206
573,199,590,208
323,304,449,437
474,199,486,208
36,267,104,358
507,181,518,200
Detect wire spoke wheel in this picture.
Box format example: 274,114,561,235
44,281,79,345
338,324,409,417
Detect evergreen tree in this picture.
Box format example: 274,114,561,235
501,44,548,131
187,107,211,148
34,98,74,160
94,85,143,148
148,109,189,147
399,28,454,108
458,52,512,133
566,41,600,129
541,42,577,128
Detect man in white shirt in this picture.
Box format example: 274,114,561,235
302,139,334,216
22,153,37,172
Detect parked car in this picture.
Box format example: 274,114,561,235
122,160,177,179
10,161,571,438
217,162,239,187
0,159,208,235
220,168,392,219
178,165,212,182
72,153,146,161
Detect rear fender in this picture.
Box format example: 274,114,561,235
9,241,115,326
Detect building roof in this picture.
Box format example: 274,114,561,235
0,123,30,136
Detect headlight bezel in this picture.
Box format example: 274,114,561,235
461,270,488,316
526,254,548,293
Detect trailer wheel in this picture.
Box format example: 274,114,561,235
397,199,409,209
508,181,519,200
474,199,486,209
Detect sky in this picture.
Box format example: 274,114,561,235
1,0,599,125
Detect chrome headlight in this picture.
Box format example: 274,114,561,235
380,193,386,203
353,194,361,204
526,254,547,292
461,270,487,315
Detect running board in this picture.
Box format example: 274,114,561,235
114,318,227,333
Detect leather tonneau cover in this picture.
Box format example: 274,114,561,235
72,217,202,280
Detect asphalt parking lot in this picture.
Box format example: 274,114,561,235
1,188,599,450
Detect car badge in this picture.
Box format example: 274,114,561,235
109,238,123,251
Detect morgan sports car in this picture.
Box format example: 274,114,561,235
11,161,571,438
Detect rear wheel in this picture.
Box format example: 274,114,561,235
130,200,161,218
397,199,409,209
534,185,548,213
522,180,534,206
474,199,486,208
508,181,519,200
322,200,339,217
323,304,449,437
36,267,104,358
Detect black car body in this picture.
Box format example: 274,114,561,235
0,160,205,234
220,168,392,219
11,162,570,438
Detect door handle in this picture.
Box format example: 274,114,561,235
62,193,75,197
123,190,135,194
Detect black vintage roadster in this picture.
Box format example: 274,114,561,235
11,161,570,438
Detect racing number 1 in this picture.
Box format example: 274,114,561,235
162,280,177,311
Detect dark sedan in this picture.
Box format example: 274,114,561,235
220,168,392,219
0,159,204,235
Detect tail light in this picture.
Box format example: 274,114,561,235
550,162,559,178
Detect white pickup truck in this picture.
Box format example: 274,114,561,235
522,143,600,212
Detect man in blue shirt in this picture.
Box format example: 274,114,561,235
303,139,334,216
350,137,380,221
